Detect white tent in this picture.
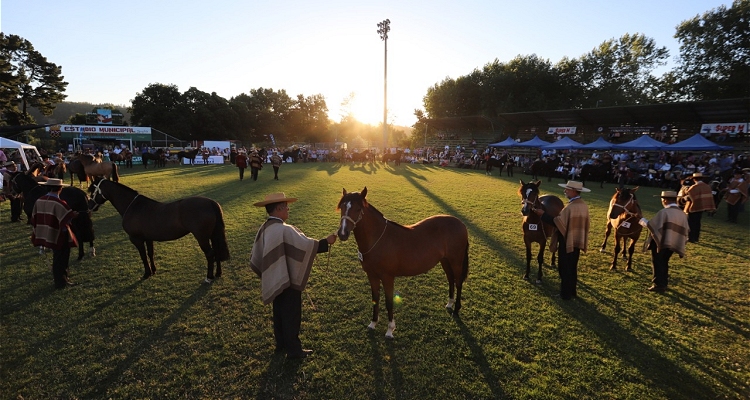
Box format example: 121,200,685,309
0,137,42,170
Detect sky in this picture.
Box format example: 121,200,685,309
1,0,733,127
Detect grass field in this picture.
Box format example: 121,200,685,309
1,161,748,399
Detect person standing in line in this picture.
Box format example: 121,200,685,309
534,180,590,300
723,169,749,223
681,172,715,243
250,193,336,359
270,151,282,180
235,150,248,181
639,191,689,292
249,150,263,181
30,178,79,289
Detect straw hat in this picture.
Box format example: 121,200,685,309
690,172,706,178
253,192,298,207
40,178,68,187
655,190,678,198
648,169,657,174
558,180,591,193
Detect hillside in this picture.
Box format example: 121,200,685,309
26,102,131,125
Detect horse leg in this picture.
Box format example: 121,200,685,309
367,275,380,331
626,239,636,272
536,241,545,283
130,237,153,279
146,240,156,275
89,241,96,257
524,242,532,280
600,221,612,252
621,237,629,259
77,238,85,261
381,275,396,339
441,260,456,309
198,239,216,283
610,235,621,270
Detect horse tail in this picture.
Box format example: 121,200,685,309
111,162,120,182
212,203,231,261
461,239,470,283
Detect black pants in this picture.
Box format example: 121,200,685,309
506,165,513,177
53,243,71,288
650,240,673,288
273,166,279,180
10,197,23,222
272,287,303,357
556,236,580,299
251,167,260,181
727,202,741,223
687,211,702,242
238,167,245,180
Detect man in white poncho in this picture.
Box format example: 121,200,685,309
250,192,336,359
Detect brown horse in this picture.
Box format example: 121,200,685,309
518,180,564,283
600,187,643,271
76,153,119,182
336,187,469,339
87,178,230,282
68,157,89,187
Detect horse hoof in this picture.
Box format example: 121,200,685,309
367,321,377,330
535,279,542,284
625,267,632,272
609,266,616,271
522,275,529,280
385,332,395,339
599,248,606,253
204,278,213,284
89,248,96,257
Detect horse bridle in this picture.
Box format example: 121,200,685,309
89,179,140,216
522,188,541,212
611,195,640,218
340,201,364,231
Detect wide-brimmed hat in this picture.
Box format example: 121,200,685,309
742,167,750,172
558,180,591,193
40,178,67,187
3,161,16,168
253,192,298,207
655,190,679,198
648,169,657,174
690,172,706,178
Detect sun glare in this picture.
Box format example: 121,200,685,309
346,92,384,126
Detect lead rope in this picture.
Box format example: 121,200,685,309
357,220,388,261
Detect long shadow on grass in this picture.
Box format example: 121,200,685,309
571,282,717,398
255,354,302,399
84,283,211,399
399,172,715,398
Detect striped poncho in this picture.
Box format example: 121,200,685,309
31,194,78,250
550,198,590,254
683,181,715,213
250,218,318,304
643,206,689,257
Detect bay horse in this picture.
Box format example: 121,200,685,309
176,148,200,165
518,180,564,283
351,150,371,163
87,178,230,282
485,155,507,176
142,148,166,168
600,187,643,271
382,150,402,166
11,170,96,260
579,160,612,189
76,153,120,182
336,187,469,339
68,157,88,187
531,158,558,182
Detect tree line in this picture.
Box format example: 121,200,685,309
1,1,748,148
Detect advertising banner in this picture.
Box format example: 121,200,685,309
547,127,577,135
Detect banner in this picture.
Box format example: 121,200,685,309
700,123,747,135
547,127,576,135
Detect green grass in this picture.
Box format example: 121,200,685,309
1,162,748,399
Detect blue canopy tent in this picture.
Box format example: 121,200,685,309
580,137,615,150
541,137,583,150
665,133,733,151
488,137,518,148
515,135,551,148
612,135,668,150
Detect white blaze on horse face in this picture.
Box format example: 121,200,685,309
340,202,352,234
525,188,533,199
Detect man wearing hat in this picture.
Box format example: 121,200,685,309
1,161,24,222
250,193,337,359
30,178,79,289
534,180,591,300
681,172,715,243
235,149,248,181
638,191,689,292
249,150,263,181
270,151,283,180
724,169,748,223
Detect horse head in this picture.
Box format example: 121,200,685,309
609,187,640,219
337,187,368,241
87,178,108,211
518,180,541,216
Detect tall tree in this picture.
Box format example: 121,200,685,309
288,94,330,143
0,33,68,126
672,0,750,100
129,83,188,136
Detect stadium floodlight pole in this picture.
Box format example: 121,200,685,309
377,19,390,154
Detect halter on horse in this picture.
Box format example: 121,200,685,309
518,180,564,283
87,178,230,282
600,187,643,271
336,187,469,339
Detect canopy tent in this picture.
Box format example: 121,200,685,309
488,137,518,148
515,135,551,148
612,135,668,150
580,137,616,150
0,137,42,170
665,133,733,151
541,137,583,150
